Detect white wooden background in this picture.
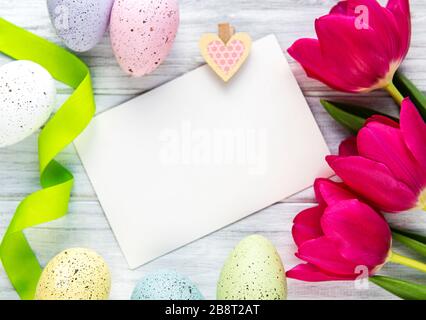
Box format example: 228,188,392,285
1,0,426,300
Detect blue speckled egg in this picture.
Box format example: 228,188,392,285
131,270,204,300
47,0,115,52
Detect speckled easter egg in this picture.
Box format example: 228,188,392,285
110,0,180,77
47,0,115,52
131,270,204,300
217,235,287,300
0,60,55,148
35,248,111,300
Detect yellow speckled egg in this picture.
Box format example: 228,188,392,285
217,235,287,300
35,248,111,300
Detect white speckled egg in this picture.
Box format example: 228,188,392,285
35,248,111,300
131,270,204,300
217,235,287,300
110,0,180,77
47,0,115,52
0,60,56,148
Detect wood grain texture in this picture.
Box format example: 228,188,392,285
0,0,426,300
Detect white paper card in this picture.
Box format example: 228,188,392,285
75,35,332,269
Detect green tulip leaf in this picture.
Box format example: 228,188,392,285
370,275,426,300
394,72,426,121
320,100,396,134
392,229,426,257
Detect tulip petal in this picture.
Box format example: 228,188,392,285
386,0,411,58
326,155,417,212
387,0,410,16
329,0,407,63
288,0,410,94
329,0,350,16
400,98,426,174
292,206,324,247
314,178,356,206
287,38,360,92
365,115,400,128
321,199,391,267
329,0,386,25
339,137,359,156
286,263,356,282
297,236,358,275
317,17,390,91
358,121,425,191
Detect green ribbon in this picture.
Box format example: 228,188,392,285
0,18,95,299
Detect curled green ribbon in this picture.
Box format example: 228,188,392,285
0,18,95,299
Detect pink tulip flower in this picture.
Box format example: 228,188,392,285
287,0,410,103
327,98,426,213
287,178,392,281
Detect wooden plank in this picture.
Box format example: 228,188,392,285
0,0,424,96
1,0,426,300
3,200,425,300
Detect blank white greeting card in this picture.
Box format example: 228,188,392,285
75,35,332,269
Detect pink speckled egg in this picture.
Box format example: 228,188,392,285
110,0,179,77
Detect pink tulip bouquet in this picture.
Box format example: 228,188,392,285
286,0,426,299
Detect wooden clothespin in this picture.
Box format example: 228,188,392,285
218,23,235,44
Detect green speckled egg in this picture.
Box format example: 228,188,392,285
217,235,287,300
35,248,111,300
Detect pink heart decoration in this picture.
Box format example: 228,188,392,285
207,39,246,74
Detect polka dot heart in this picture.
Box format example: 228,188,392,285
200,33,252,82
207,39,245,75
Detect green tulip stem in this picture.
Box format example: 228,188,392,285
389,251,426,273
385,82,404,106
